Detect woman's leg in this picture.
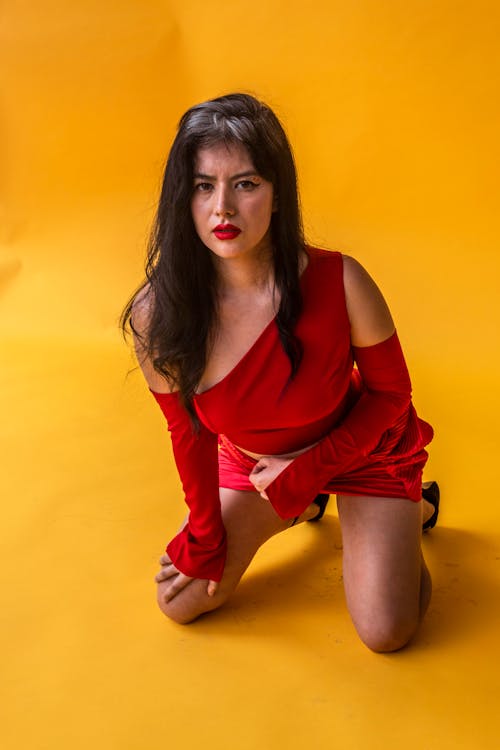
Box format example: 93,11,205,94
336,493,431,653
157,489,319,624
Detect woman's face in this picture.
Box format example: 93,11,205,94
190,142,275,263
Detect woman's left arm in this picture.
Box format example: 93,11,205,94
250,255,413,518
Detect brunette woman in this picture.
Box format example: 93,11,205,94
121,93,438,652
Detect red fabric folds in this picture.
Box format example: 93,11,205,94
265,332,433,517
147,247,434,582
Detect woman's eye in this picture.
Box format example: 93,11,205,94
236,180,259,190
194,182,213,192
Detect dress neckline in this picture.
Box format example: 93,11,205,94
194,248,315,398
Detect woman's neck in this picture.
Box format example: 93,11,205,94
213,250,275,299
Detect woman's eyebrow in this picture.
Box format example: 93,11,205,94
193,171,259,180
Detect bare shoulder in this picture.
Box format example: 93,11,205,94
341,254,384,297
130,283,154,338
130,284,175,393
341,254,395,347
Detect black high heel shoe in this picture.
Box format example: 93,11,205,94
422,481,440,532
290,493,330,526
308,493,330,523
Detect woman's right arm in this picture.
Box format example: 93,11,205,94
130,286,172,393
131,291,227,587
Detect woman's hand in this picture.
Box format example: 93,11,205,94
249,455,294,499
155,553,219,601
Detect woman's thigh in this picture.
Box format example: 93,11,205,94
157,488,291,624
336,493,428,651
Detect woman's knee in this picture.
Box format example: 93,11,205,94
156,581,230,625
354,615,418,653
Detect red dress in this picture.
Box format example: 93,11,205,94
151,247,434,581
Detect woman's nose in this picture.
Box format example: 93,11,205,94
214,186,235,216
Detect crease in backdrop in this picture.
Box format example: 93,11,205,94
1,2,499,749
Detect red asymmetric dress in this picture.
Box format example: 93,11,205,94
150,247,434,582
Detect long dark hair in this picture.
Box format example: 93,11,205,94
120,93,305,417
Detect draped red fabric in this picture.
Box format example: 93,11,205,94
150,247,433,580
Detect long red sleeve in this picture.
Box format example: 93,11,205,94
265,331,413,518
150,390,227,582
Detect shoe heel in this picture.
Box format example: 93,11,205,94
307,493,330,523
422,481,440,531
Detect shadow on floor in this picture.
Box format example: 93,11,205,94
188,521,499,651
194,516,344,633
413,526,500,649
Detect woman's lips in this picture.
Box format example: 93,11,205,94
213,224,241,240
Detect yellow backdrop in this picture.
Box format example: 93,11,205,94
2,2,499,749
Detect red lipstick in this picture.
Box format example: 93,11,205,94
213,223,241,240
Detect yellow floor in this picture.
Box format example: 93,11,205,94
2,331,500,749
3,2,500,748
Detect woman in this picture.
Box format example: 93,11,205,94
121,93,438,652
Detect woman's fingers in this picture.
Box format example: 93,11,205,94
155,553,180,583
158,571,194,603
155,553,175,582
155,558,219,603
207,580,219,597
251,457,268,473
155,555,195,602
249,460,268,492
155,564,178,582
250,474,270,495
249,456,293,493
